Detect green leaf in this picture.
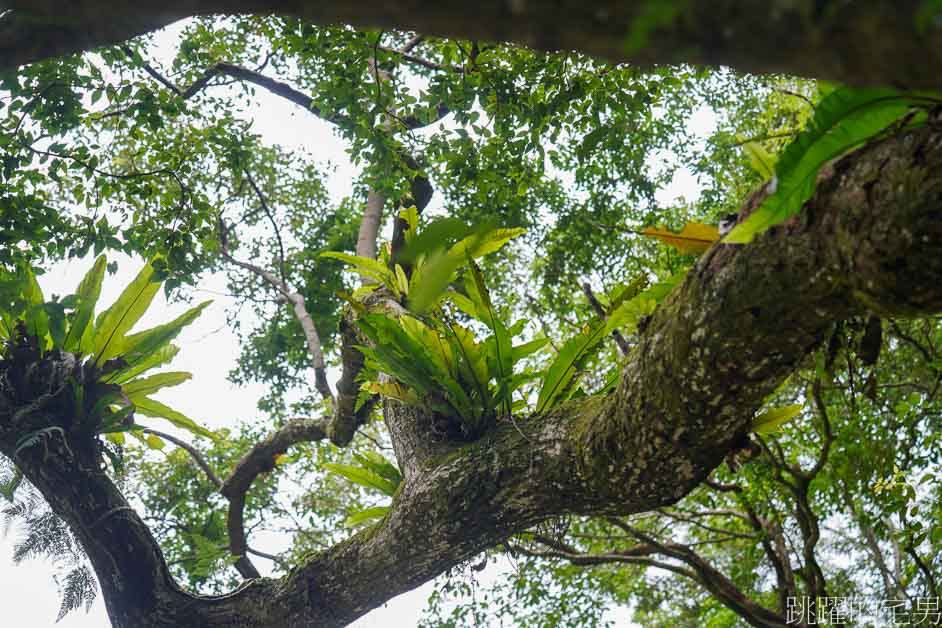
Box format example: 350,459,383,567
511,337,549,364
144,433,166,450
448,227,526,261
344,506,390,527
352,451,403,487
63,255,106,352
323,462,399,496
107,344,180,385
92,259,161,364
741,139,777,179
320,251,396,289
726,87,937,243
408,247,463,314
123,371,192,397
399,216,471,263
536,320,608,413
606,271,687,334
109,301,210,368
132,396,217,440
751,404,803,435
469,261,512,414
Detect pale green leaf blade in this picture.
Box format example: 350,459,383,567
132,396,217,440
323,463,399,496
344,506,390,527
123,371,192,397
751,404,803,435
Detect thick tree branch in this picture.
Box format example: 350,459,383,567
3,2,940,90
3,94,942,628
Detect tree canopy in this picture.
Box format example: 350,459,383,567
1,4,942,628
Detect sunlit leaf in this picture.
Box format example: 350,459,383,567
751,404,803,435
641,223,719,255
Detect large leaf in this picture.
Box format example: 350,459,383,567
751,404,803,435
123,371,192,397
536,320,608,414
352,452,403,487
323,462,399,497
726,87,938,243
106,344,180,385
606,270,688,334
740,138,777,179
641,223,719,255
448,227,526,261
92,260,161,363
132,396,217,440
407,247,464,314
344,506,390,527
320,251,396,289
64,255,106,352
109,300,211,368
469,261,512,413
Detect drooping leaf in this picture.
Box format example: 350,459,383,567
132,396,217,441
641,223,719,255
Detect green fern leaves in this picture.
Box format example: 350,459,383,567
726,87,942,243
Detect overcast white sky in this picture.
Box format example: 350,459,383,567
0,18,715,626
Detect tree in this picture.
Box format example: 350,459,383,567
1,5,941,628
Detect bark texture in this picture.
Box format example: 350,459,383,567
2,122,941,626
2,1,941,89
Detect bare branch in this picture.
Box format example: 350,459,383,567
142,428,222,489
582,282,630,356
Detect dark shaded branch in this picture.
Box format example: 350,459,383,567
378,44,463,73
582,282,630,356
610,520,789,628
220,418,328,579
3,2,940,91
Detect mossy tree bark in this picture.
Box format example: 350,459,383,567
2,116,941,626
2,1,941,89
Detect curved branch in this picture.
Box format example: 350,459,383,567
220,418,328,579
142,428,222,489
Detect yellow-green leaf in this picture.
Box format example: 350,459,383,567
344,506,390,527
641,223,719,255
132,396,217,441
751,404,803,435
123,371,192,397
144,433,165,450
